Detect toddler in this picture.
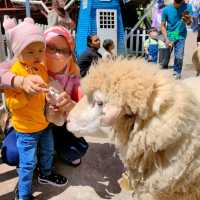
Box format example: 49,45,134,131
102,39,116,61
144,27,166,63
3,17,67,200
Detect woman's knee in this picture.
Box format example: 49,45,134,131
1,128,19,166
1,145,19,166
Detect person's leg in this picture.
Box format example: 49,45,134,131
38,126,54,176
52,124,88,166
38,126,68,186
1,127,19,166
197,24,200,47
173,39,185,78
16,132,38,200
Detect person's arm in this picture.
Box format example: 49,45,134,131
143,39,149,54
0,60,15,88
161,9,173,47
160,8,169,42
0,60,48,94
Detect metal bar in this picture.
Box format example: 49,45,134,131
11,0,50,13
141,29,147,56
130,31,134,54
135,29,140,57
0,25,6,62
126,0,156,39
64,0,76,10
25,0,31,17
4,0,8,8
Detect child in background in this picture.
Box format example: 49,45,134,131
144,27,166,63
3,17,67,200
102,39,116,61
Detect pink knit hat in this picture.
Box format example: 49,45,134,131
3,16,45,56
44,26,74,51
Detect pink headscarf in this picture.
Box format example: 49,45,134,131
44,26,74,51
44,26,80,76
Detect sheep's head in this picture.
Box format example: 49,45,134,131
67,90,120,134
67,59,174,143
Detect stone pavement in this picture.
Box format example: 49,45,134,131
0,31,198,200
0,136,133,200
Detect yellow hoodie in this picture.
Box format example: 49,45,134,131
4,61,49,133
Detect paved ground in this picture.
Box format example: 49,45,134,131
0,31,198,200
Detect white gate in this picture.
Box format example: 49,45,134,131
96,9,117,55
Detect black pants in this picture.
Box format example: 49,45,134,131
1,125,89,166
197,24,200,43
51,124,89,163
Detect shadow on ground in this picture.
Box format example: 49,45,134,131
34,142,124,200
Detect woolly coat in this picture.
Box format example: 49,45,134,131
81,59,200,200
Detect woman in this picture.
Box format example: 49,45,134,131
0,24,88,167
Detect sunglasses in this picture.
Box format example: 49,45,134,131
46,44,71,56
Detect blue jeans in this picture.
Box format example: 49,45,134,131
148,44,159,63
16,126,54,200
173,39,185,75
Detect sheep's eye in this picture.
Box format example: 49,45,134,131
96,101,104,106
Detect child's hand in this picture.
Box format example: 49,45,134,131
21,75,48,95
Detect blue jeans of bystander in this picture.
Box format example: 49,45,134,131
173,39,185,75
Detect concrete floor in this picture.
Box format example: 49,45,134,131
0,31,198,200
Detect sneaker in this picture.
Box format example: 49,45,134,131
14,182,38,200
38,172,68,187
15,190,38,200
68,158,81,167
173,72,181,80
174,73,181,80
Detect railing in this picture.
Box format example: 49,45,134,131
125,28,148,56
125,0,156,56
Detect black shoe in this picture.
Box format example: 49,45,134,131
15,191,38,200
15,195,38,200
38,172,68,187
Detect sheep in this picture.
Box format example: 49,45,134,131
192,47,200,76
67,58,200,200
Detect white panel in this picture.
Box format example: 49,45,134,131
96,9,117,55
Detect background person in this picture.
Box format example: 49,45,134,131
161,0,193,79
102,39,116,61
78,35,102,77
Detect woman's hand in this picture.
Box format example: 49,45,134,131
56,91,75,113
14,75,48,95
46,91,75,114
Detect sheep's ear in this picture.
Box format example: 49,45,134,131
101,104,122,126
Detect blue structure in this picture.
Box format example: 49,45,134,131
75,0,125,57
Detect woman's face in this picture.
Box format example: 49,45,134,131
45,35,71,74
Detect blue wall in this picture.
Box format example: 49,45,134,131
75,0,125,57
